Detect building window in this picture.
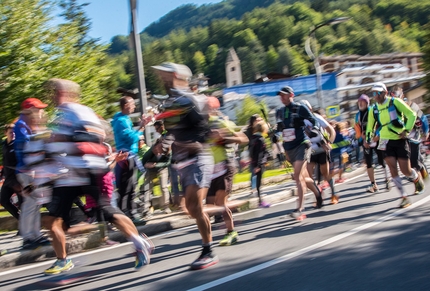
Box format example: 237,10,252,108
233,81,237,85
231,67,235,72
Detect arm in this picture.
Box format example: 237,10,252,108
394,98,416,132
154,153,172,169
299,105,316,127
365,106,376,142
141,147,154,166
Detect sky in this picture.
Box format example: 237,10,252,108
64,0,223,43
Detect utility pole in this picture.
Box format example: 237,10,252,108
129,0,151,145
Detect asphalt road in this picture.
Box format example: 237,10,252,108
0,167,429,291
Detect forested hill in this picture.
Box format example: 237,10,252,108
107,0,430,97
143,0,279,38
142,0,426,39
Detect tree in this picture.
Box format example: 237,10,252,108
0,0,118,128
192,51,207,74
422,23,430,105
108,35,129,55
0,0,53,125
235,95,268,126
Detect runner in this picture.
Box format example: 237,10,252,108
151,62,217,270
398,91,429,181
365,82,425,208
355,94,390,193
300,100,337,203
249,120,271,207
43,79,152,275
206,97,248,245
273,86,323,220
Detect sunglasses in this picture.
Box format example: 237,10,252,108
372,91,382,97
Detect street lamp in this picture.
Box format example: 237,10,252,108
305,17,351,110
129,0,151,145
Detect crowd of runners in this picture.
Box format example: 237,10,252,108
0,62,428,274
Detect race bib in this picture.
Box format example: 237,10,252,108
282,128,296,142
378,139,389,151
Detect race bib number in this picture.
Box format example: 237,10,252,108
378,139,389,151
283,128,296,142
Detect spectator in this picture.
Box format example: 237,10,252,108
140,136,173,215
111,96,146,222
14,98,50,249
0,124,23,222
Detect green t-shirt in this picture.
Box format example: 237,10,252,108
366,97,416,140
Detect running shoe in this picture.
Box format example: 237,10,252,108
44,258,74,275
366,184,379,193
219,231,239,246
22,239,37,250
414,177,425,195
135,247,150,270
190,251,219,270
140,233,155,254
35,236,51,246
320,181,330,190
399,197,411,208
259,201,271,208
330,195,339,205
290,209,306,221
385,179,391,190
162,207,172,214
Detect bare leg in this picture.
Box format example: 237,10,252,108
185,185,211,244
46,216,67,259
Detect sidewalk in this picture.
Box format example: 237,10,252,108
0,165,366,269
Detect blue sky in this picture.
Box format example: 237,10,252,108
65,0,222,43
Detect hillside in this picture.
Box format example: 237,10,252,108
143,0,279,38
108,0,430,95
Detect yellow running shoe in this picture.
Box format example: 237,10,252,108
219,231,239,246
44,258,74,275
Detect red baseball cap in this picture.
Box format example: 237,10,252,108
21,98,48,110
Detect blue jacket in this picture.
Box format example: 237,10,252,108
14,116,32,170
111,112,142,154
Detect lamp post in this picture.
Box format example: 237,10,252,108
129,0,151,145
305,17,351,110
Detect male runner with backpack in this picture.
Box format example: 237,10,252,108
273,86,323,220
365,82,425,208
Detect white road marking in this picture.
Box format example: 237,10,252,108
187,194,430,291
0,170,383,277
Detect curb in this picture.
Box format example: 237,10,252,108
0,166,366,269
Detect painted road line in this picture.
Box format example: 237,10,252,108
187,194,430,291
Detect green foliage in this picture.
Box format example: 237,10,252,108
423,24,430,103
0,0,119,128
235,96,268,126
105,0,429,95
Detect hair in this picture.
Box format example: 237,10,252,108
4,123,15,132
47,78,80,95
334,122,345,132
154,120,164,127
248,114,261,126
119,96,134,109
252,121,268,134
